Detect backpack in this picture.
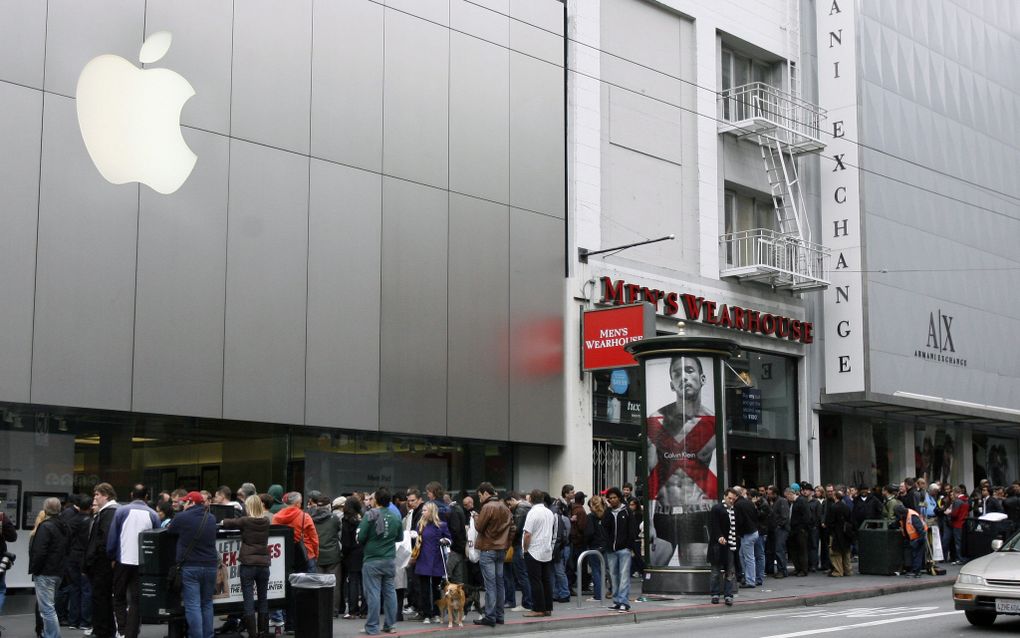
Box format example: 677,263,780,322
552,512,570,554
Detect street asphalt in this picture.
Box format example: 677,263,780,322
0,564,968,637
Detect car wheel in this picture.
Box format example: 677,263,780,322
964,610,996,627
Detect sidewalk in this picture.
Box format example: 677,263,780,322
0,564,960,637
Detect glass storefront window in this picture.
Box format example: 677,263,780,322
724,349,797,440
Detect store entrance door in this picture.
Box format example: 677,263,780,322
593,440,641,495
730,450,790,490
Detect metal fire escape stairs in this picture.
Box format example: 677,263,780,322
717,79,830,292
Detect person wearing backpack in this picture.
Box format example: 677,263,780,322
550,505,571,603
603,487,637,613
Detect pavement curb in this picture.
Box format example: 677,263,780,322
385,576,956,637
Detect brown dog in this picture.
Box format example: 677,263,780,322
435,582,466,628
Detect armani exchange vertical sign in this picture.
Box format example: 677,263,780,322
818,0,865,393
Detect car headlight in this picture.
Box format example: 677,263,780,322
957,574,986,586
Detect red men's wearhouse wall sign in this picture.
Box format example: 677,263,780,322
582,303,656,371
600,277,814,344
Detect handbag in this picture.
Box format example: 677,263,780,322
168,511,209,596
409,539,421,565
504,546,514,563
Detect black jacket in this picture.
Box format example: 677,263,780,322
733,497,757,536
825,499,853,551
852,494,883,528
340,515,364,572
755,499,770,536
0,513,16,556
29,516,70,577
583,510,610,552
708,503,736,565
985,497,1005,514
84,503,119,573
603,506,638,552
59,506,91,564
447,504,468,555
791,496,810,531
771,497,791,531
1004,496,1020,522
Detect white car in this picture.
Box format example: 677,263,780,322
953,528,1020,626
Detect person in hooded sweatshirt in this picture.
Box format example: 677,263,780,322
222,495,272,638
307,491,342,618
31,498,70,638
267,485,286,515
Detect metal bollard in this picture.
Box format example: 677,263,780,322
575,549,608,609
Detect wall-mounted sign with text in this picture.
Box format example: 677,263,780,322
582,302,656,371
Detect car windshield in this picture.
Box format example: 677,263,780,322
1000,530,1020,551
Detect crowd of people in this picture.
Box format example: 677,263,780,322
704,476,1020,605
4,474,1019,637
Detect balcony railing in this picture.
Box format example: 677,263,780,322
720,229,830,291
717,82,826,154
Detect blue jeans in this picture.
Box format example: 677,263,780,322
182,565,217,638
0,571,6,614
502,558,516,606
710,548,736,599
362,559,396,635
239,564,269,616
479,550,504,622
552,546,569,599
754,533,766,585
589,552,604,600
511,546,532,609
36,574,62,638
605,549,631,607
740,531,758,586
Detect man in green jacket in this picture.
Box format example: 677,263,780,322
357,488,403,635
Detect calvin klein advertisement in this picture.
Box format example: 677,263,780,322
645,356,718,568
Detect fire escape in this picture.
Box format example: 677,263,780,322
717,81,830,291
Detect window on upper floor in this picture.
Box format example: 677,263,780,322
723,189,776,265
720,48,780,122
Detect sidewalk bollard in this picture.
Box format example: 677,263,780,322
575,549,608,609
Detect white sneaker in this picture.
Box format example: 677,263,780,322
422,617,431,624
82,630,94,637
510,606,528,612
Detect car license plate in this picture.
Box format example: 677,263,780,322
996,599,1020,613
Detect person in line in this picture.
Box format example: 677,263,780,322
308,491,342,620
769,487,791,578
166,492,217,638
472,482,512,627
30,498,70,638
751,489,770,587
788,483,810,577
401,489,423,619
733,487,758,588
522,490,555,618
895,504,927,578
357,488,403,636
947,485,970,565
709,488,738,606
826,488,853,577
222,494,272,638
582,495,610,603
273,492,319,633
340,497,365,619
413,502,451,624
55,494,92,631
549,484,575,601
84,483,119,638
107,484,159,638
507,491,533,612
603,488,637,612
267,485,286,515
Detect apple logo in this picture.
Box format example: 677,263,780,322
76,31,196,195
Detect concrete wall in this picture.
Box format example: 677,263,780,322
0,0,566,444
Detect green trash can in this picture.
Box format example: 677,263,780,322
857,519,902,575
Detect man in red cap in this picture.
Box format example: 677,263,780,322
166,491,217,638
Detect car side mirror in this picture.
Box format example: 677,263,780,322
992,539,1004,551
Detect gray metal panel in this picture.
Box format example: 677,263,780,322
509,11,561,66
382,9,449,189
0,83,42,403
44,0,144,97
379,177,448,435
231,0,312,154
508,208,564,445
0,0,47,88
306,159,382,430
311,0,384,172
145,0,233,135
385,0,449,26
447,193,510,440
451,0,509,48
510,51,564,218
223,139,308,424
450,32,510,204
133,128,229,419
31,95,138,411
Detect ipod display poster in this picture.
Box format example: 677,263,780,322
644,355,719,568
213,533,288,603
0,431,75,586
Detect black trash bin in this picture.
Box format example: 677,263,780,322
289,573,335,638
964,517,993,559
857,519,902,575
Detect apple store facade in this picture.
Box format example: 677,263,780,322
0,1,568,587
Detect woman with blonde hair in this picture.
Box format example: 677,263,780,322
583,495,610,602
222,494,272,637
30,498,69,638
413,502,450,623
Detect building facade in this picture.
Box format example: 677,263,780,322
0,0,566,587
